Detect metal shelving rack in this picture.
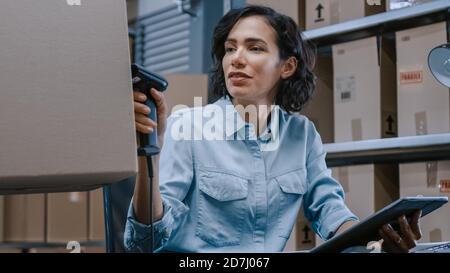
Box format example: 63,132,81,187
303,0,450,47
301,0,450,167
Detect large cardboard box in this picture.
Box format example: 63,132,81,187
247,0,305,30
333,36,397,142
332,164,399,220
396,22,450,243
163,74,209,113
0,196,4,242
301,55,334,143
3,194,46,242
332,36,398,231
399,161,450,242
89,188,105,242
305,0,386,30
47,192,88,243
396,22,449,137
0,0,137,194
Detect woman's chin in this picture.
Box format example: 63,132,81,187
228,88,253,99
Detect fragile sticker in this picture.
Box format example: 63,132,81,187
440,180,450,193
400,70,423,85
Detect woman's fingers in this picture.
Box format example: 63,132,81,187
134,101,151,115
410,210,423,240
133,91,147,103
379,229,397,253
135,113,157,128
135,121,153,134
381,224,409,253
398,215,417,249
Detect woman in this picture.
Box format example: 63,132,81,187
125,5,421,253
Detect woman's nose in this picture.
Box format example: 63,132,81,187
231,49,246,68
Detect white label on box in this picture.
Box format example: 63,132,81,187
399,70,423,85
69,192,81,203
335,75,356,103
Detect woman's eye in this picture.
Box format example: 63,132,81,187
225,47,236,53
250,47,264,52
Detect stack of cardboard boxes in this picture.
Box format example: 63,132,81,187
2,191,105,251
312,35,400,247
395,22,450,243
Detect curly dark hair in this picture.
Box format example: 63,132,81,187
210,5,316,113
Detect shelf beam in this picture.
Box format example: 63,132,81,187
324,134,450,167
303,0,450,47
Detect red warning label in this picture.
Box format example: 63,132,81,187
400,71,423,85
440,180,450,193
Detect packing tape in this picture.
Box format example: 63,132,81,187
426,162,438,188
351,118,362,141
414,111,437,188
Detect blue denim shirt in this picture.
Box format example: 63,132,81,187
124,97,357,253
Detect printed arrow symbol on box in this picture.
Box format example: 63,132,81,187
386,115,394,132
316,4,324,19
302,225,312,243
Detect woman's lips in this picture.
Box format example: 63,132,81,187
228,72,252,86
229,76,250,85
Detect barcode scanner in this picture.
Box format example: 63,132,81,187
131,63,168,156
131,63,168,253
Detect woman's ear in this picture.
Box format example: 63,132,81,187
281,57,298,79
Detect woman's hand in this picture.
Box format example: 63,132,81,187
378,210,422,253
133,88,168,145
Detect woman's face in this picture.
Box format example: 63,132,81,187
223,16,291,105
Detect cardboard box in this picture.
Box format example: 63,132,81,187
163,74,209,113
0,0,137,194
301,55,334,143
333,36,397,142
3,194,46,242
284,211,316,252
305,0,386,30
331,164,399,220
396,22,449,137
89,188,105,242
399,161,450,242
247,0,305,30
0,196,4,242
47,192,88,243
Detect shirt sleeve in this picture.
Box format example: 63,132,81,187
123,110,193,252
302,120,359,240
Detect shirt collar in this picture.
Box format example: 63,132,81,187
213,96,278,141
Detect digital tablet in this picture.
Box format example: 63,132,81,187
309,196,448,253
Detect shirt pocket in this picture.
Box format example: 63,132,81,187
274,168,307,239
196,169,249,247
